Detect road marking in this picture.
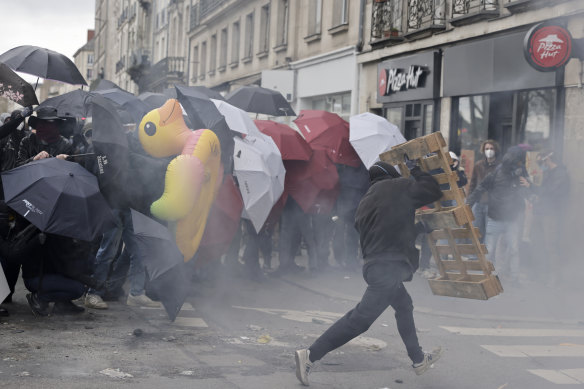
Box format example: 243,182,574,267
233,306,342,324
481,344,584,357
172,317,208,328
527,369,584,385
140,302,194,311
441,326,584,337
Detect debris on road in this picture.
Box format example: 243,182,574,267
248,324,263,331
133,328,144,337
312,318,326,324
162,336,176,342
99,368,133,379
180,370,195,376
395,379,403,383
257,334,272,344
16,371,30,377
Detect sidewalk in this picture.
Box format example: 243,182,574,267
279,264,584,325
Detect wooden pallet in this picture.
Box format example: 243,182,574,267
379,132,503,300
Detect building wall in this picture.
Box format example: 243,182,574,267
94,0,118,84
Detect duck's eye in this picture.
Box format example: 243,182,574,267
144,121,156,136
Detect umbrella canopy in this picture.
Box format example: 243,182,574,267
36,89,93,118
294,110,360,167
0,62,39,106
93,88,149,124
212,99,261,136
233,135,285,232
1,158,114,241
226,86,296,116
175,84,234,171
183,85,225,101
349,112,406,169
0,45,87,85
91,95,130,207
92,79,122,91
197,175,243,264
284,149,339,214
254,120,312,161
138,92,169,110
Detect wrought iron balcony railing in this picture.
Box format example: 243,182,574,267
200,0,230,21
115,57,125,73
371,0,401,41
407,0,446,31
189,2,200,31
142,57,185,91
452,0,498,18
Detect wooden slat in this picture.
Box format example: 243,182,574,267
428,275,503,300
432,172,459,185
379,132,445,165
421,154,442,171
430,227,481,240
440,259,495,272
417,206,471,230
435,244,488,256
441,188,466,202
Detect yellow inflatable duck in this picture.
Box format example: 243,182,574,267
138,99,223,261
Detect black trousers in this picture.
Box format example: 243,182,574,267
309,259,424,364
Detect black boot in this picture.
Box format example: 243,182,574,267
53,301,85,314
25,293,50,317
0,307,8,317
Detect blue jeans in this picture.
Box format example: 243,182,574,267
24,275,85,303
89,209,146,297
472,203,488,243
309,259,424,364
485,217,520,280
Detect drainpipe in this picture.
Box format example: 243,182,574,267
357,0,366,52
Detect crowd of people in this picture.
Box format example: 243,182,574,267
0,104,570,321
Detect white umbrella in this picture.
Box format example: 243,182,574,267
349,112,406,169
233,134,285,232
212,98,261,136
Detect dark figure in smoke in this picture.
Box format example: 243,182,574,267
295,161,443,386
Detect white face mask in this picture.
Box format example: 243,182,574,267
485,149,495,159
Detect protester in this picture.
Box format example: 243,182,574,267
467,146,530,283
294,160,443,386
469,140,500,242
16,106,73,166
240,219,274,281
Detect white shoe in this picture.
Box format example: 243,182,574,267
126,293,161,308
85,293,108,309
413,347,443,375
295,349,313,386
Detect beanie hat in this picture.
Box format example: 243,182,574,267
369,161,400,183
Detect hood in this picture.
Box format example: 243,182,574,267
369,161,401,184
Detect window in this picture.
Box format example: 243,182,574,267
259,4,270,53
219,29,227,69
87,69,93,80
307,0,323,36
200,41,207,78
231,21,240,64
87,53,94,65
192,45,199,81
276,0,289,47
210,34,217,72
244,12,254,59
332,0,349,27
310,92,351,120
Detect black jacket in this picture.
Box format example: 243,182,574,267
355,167,442,271
533,165,570,216
16,133,74,167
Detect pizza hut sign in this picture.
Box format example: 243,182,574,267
524,23,572,72
378,65,427,96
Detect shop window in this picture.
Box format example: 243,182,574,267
310,92,351,120
515,89,556,151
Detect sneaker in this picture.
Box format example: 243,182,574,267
85,293,108,309
413,347,443,375
26,293,50,317
126,293,161,308
295,349,313,386
53,301,85,315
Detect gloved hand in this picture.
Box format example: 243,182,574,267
20,106,33,117
404,154,418,171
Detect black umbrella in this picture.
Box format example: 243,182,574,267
130,209,189,321
138,92,169,110
36,89,93,118
91,94,130,207
180,85,226,101
93,88,149,124
1,158,115,241
175,85,234,171
0,62,39,106
0,45,87,86
92,79,122,91
226,86,295,116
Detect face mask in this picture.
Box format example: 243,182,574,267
484,149,495,159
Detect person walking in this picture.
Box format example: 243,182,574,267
294,160,443,386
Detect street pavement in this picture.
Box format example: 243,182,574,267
1,258,583,388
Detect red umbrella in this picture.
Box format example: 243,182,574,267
254,120,313,161
284,149,339,214
197,175,243,266
294,110,361,167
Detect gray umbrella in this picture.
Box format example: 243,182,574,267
226,86,295,116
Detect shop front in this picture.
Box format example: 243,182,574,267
377,51,441,140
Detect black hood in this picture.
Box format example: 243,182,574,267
369,161,401,184
501,146,526,171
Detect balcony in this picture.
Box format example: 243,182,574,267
450,0,499,26
189,2,200,31
127,49,151,86
115,57,125,73
504,0,557,13
406,0,446,39
370,0,405,48
200,0,230,21
141,57,186,93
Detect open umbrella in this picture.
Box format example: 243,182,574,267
0,62,39,106
138,92,169,110
233,135,285,232
349,112,406,168
212,99,261,136
36,89,93,118
175,84,234,171
294,110,360,167
1,158,114,241
92,79,122,91
93,88,149,124
0,45,87,85
184,85,225,101
284,149,339,214
91,95,130,207
226,86,296,117
254,120,312,161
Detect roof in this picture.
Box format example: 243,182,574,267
73,38,95,58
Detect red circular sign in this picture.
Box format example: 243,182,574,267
378,69,387,97
524,24,572,72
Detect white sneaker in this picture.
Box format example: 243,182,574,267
85,293,108,309
413,347,443,375
126,293,161,308
295,349,313,386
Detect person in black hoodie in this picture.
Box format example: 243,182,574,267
295,160,443,386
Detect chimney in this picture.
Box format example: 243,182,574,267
87,29,95,42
